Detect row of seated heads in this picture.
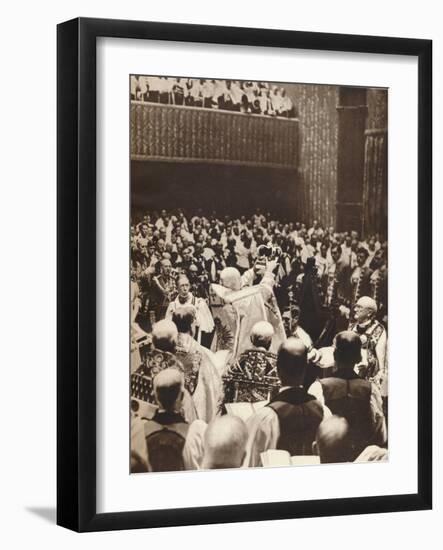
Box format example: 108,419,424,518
153,367,384,468
153,314,364,407
146,300,381,468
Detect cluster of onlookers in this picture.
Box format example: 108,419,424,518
130,208,388,473
130,209,388,331
131,322,387,472
131,76,297,118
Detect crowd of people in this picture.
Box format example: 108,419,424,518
130,76,298,118
130,208,388,473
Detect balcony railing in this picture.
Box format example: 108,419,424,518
131,101,299,169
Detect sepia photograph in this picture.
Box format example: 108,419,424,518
129,74,388,474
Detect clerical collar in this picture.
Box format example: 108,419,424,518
178,294,191,304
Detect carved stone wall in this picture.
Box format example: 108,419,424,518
363,89,388,238
284,84,339,227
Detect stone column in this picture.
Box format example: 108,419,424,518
335,87,368,234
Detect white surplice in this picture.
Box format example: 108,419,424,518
175,332,223,422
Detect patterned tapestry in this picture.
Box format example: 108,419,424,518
131,102,299,169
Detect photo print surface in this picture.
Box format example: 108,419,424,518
129,75,388,474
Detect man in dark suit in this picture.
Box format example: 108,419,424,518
350,247,373,308
309,331,386,460
245,338,328,467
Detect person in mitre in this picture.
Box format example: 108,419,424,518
209,258,286,362
172,306,223,422
165,274,214,347
282,305,324,388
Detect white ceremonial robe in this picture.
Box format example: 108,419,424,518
210,270,286,360
165,293,215,339
244,406,280,468
349,320,388,397
175,333,223,422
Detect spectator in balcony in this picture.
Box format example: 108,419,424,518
250,89,262,115
280,88,297,118
131,76,300,119
202,79,217,109
272,86,294,117
145,76,161,103
263,87,276,116
139,76,150,102
130,75,139,100
257,87,271,115
131,76,149,101
216,80,228,110
186,78,204,107
270,86,283,115
158,76,172,104
242,81,259,114
172,78,185,106
230,80,245,112
183,78,193,106
218,80,240,111
212,80,223,110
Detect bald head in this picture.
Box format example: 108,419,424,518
152,320,178,353
277,337,308,386
354,296,377,323
250,321,274,350
220,267,242,291
314,416,352,464
356,296,377,312
333,331,362,369
153,368,184,411
202,415,248,469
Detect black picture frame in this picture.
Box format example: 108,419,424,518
57,17,432,532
